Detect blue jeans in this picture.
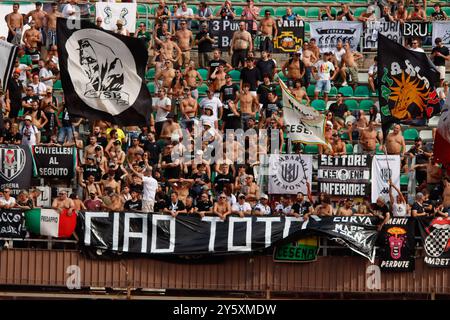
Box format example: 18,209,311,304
58,126,73,144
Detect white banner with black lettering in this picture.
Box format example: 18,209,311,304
268,154,312,195
371,155,400,203
310,21,363,53
363,21,401,50
432,21,450,49
95,2,137,33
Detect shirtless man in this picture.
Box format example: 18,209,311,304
6,3,23,46
44,2,61,49
52,190,75,214
411,156,442,194
230,21,253,69
127,137,144,164
330,134,346,156
290,79,310,104
259,9,277,53
213,193,232,220
155,60,176,90
180,88,198,130
184,60,203,99
359,121,378,154
241,175,260,207
23,20,42,53
337,199,354,216
442,179,450,214
282,52,305,87
26,100,48,131
175,20,193,68
239,83,259,128
209,64,227,93
309,38,321,60
160,113,182,141
25,2,47,43
341,42,363,89
301,42,317,87
154,34,182,67
384,124,406,155
101,173,121,195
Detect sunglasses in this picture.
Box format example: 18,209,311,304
219,196,226,199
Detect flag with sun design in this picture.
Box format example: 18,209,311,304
377,34,440,138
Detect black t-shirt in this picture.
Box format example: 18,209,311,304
162,154,181,179
257,83,277,105
219,6,234,19
21,95,39,109
196,200,213,212
1,129,22,144
292,200,311,215
329,102,348,119
128,182,144,194
144,141,161,165
240,67,261,91
195,30,213,53
95,135,108,149
124,199,142,211
407,145,430,164
431,46,449,66
431,11,447,21
208,59,228,75
263,99,283,115
337,10,354,20
214,173,234,192
83,164,102,181
372,203,389,218
321,12,336,20
220,84,239,103
101,171,122,182
165,199,186,211
256,59,276,80
412,202,425,214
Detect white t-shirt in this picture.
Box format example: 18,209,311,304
142,175,158,201
20,124,38,146
333,48,346,64
30,82,47,98
232,201,252,213
410,47,425,53
275,204,292,215
154,96,171,122
0,197,16,207
200,114,216,126
392,202,408,217
200,97,222,121
314,60,335,81
39,68,54,88
368,63,377,76
254,203,271,215
176,8,194,17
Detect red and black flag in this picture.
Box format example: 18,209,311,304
57,18,152,126
377,34,440,138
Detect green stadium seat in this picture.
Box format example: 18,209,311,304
304,145,319,154
275,85,282,97
228,69,241,82
291,0,306,2
403,128,419,141
147,82,155,94
259,7,275,17
328,86,338,97
444,7,450,16
376,144,384,155
234,6,243,16
137,4,149,16
306,7,320,18
346,144,353,154
354,85,369,97
198,83,209,95
275,7,287,17
293,7,306,17
426,7,434,16
344,99,359,111
277,71,288,82
400,174,409,186
354,7,366,18
311,99,326,112
198,68,208,80
338,86,354,97
188,5,198,14
306,85,316,97
341,132,350,140
213,6,221,15
359,100,374,112
145,68,155,80
304,21,310,33
53,80,62,90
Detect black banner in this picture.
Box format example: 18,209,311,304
32,146,76,178
378,34,440,137
56,18,152,126
379,218,415,271
401,22,429,38
317,155,372,197
273,20,304,53
0,145,33,195
418,217,450,267
208,20,255,51
79,212,379,261
0,209,26,238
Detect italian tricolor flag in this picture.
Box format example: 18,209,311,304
25,208,77,238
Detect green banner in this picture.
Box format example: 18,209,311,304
273,236,319,263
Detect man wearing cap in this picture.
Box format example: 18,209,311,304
195,22,215,68
20,115,39,146
431,37,449,87
200,89,223,123
253,194,271,216
114,19,130,36
231,194,252,217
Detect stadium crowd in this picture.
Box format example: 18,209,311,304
0,0,449,240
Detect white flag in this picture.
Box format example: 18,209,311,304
96,2,137,33
268,154,312,194
279,79,329,147
0,40,17,90
371,155,400,203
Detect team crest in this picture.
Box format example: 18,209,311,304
424,218,450,258
0,147,26,181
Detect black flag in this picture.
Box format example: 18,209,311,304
377,34,440,138
56,18,152,126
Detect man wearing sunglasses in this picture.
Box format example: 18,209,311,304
259,9,277,53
